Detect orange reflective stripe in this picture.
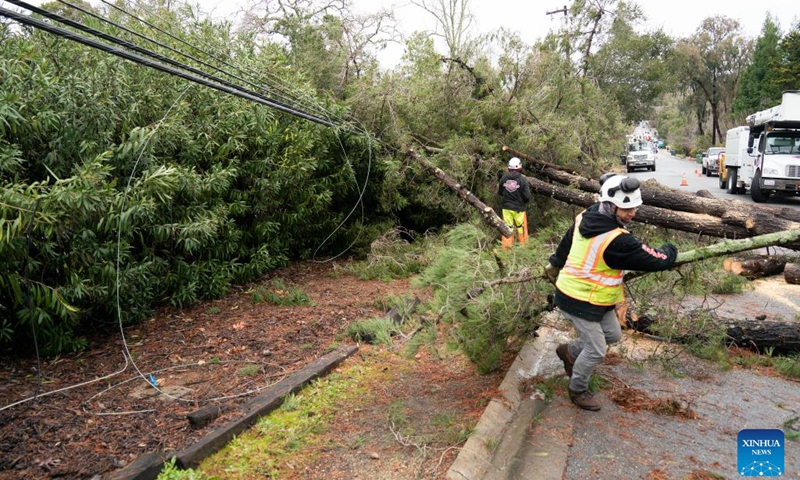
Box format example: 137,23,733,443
556,211,627,305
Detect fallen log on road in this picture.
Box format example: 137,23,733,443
503,144,800,225
785,263,800,285
628,313,800,355
723,255,788,280
525,174,754,240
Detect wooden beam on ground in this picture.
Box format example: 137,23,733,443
408,149,513,238
110,345,358,480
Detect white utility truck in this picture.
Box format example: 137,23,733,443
721,90,800,202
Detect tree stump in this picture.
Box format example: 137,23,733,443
785,263,800,285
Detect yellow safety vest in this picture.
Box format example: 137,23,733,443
556,212,627,306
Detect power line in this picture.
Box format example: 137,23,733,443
0,4,339,128
94,0,338,124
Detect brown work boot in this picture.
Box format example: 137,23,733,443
555,344,575,377
569,389,601,411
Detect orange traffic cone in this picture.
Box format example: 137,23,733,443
695,168,702,177
680,173,688,187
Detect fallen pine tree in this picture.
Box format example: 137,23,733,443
503,145,800,249
413,147,800,355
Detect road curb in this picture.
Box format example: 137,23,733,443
446,322,565,480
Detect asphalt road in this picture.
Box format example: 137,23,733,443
626,149,800,210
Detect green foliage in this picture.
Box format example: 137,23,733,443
157,458,211,480
0,0,410,355
413,223,553,373
773,355,800,380
710,272,748,294
343,227,432,281
250,279,311,306
346,317,400,345
734,15,783,115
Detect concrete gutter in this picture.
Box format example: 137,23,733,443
446,318,568,480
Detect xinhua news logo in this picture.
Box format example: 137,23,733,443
738,429,784,476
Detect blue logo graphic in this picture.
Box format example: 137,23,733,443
738,429,784,476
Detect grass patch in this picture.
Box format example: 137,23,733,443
237,364,260,376
194,361,380,479
157,457,211,480
347,317,400,345
773,355,800,380
250,278,311,306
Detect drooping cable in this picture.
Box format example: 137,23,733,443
2,1,340,129
0,6,338,128
96,0,342,125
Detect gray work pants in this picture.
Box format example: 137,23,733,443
562,309,622,393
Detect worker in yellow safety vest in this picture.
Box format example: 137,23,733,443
544,174,678,411
498,157,531,250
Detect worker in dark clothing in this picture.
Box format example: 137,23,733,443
544,174,678,411
498,157,531,250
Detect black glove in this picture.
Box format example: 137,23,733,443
544,263,560,284
659,242,678,260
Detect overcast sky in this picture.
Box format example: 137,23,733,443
194,0,799,68
13,0,800,68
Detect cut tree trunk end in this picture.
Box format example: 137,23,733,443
722,255,787,280
785,263,800,285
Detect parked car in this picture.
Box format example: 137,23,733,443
702,147,725,176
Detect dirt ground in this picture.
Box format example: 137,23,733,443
0,261,506,479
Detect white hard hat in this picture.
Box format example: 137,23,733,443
599,175,642,209
508,157,522,170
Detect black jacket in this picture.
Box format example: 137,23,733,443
548,204,678,322
498,171,531,212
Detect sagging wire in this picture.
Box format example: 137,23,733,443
4,0,339,129
98,0,344,127
312,120,375,263
0,0,380,411
0,5,338,127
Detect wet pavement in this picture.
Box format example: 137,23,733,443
448,280,800,480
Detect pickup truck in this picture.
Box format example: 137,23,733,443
702,147,725,176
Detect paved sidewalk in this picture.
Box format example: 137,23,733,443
447,309,800,480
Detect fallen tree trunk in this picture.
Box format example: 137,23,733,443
628,314,800,355
624,229,800,281
503,144,800,225
785,263,800,284
525,175,753,240
520,161,800,250
408,149,513,238
723,256,787,279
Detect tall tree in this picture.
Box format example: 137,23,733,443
774,21,800,94
674,16,748,145
409,0,477,61
733,15,782,117
590,13,674,123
